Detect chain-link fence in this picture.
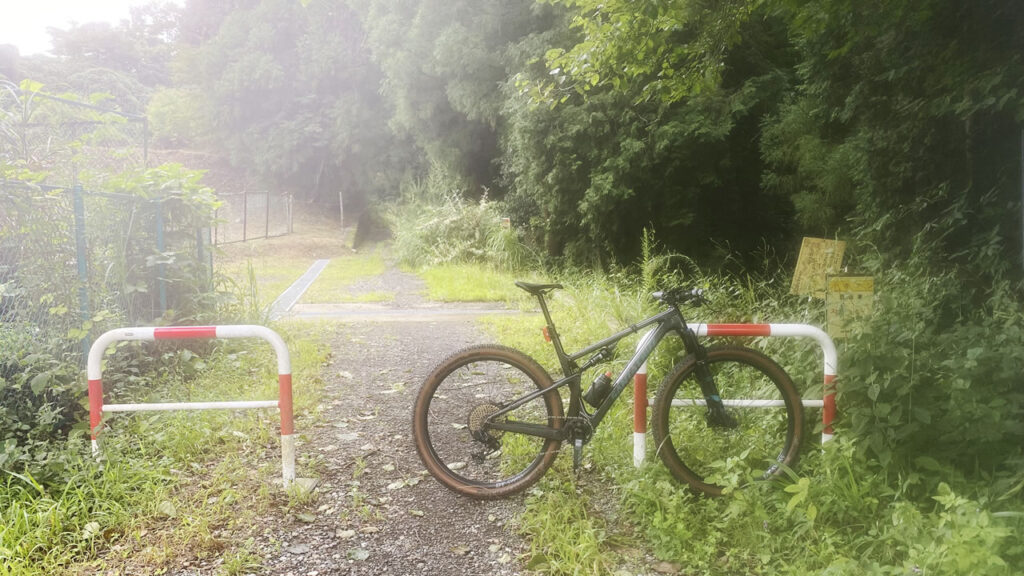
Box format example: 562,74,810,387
0,181,214,359
214,189,293,244
0,184,79,343
1,82,215,361
0,80,147,188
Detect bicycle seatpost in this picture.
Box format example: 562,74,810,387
534,293,570,365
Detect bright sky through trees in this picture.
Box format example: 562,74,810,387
0,0,182,55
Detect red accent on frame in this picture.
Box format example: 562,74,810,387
88,379,103,439
153,326,218,339
705,324,772,337
633,372,648,433
542,327,551,343
278,374,294,435
823,374,837,435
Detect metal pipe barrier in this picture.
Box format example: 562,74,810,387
87,325,296,485
633,323,837,467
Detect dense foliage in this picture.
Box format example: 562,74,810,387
6,1,1023,273
0,325,83,484
2,0,1023,572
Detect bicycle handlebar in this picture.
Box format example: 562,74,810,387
652,288,705,307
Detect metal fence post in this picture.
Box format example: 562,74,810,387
155,198,167,316
196,227,207,291
288,194,294,234
242,186,248,242
72,185,91,358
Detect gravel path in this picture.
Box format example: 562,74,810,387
255,269,535,576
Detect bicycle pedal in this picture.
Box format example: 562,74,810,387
572,438,583,473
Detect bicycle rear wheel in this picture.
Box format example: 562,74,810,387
413,345,564,499
651,345,803,496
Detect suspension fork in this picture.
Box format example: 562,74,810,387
679,325,736,428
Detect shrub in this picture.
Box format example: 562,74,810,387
391,190,534,269
840,191,1024,480
0,325,84,485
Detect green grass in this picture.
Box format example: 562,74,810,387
418,263,535,303
0,456,174,576
0,323,332,575
300,248,388,303
215,208,351,308
455,262,1024,575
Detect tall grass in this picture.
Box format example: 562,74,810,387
0,454,174,575
389,178,537,271
391,194,1024,573
0,324,330,574
419,263,531,303
469,241,1023,575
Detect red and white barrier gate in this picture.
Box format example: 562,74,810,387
87,325,296,485
633,323,837,467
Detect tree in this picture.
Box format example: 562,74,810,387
181,0,403,207
358,0,548,196
502,3,795,265
540,0,1024,273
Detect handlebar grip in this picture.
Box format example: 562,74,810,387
652,288,705,306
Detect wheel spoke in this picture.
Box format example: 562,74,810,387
653,346,802,496
413,346,563,498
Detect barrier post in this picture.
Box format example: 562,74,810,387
87,325,296,485
632,323,838,467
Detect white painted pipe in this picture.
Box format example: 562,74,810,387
87,325,295,487
633,322,839,467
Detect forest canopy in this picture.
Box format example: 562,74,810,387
2,3,1023,573
3,0,1022,275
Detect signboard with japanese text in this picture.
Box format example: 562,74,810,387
826,275,874,338
790,238,846,298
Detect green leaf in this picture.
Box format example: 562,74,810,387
19,79,43,93
786,491,806,511
82,521,102,540
29,372,51,395
784,477,809,494
156,501,177,518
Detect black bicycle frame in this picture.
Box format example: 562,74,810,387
486,299,727,441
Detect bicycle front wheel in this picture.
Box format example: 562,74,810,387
652,345,803,496
413,345,564,499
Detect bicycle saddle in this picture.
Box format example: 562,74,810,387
514,281,563,295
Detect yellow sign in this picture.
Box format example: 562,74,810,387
826,275,874,338
790,238,846,298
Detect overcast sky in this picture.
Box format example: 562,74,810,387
0,0,182,55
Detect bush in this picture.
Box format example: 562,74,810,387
841,262,1024,477
146,87,209,147
391,190,534,270
0,325,84,485
840,191,1024,480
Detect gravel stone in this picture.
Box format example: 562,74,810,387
251,267,531,575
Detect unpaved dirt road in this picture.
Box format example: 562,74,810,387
253,269,536,576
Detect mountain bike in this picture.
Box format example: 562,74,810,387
412,281,803,498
